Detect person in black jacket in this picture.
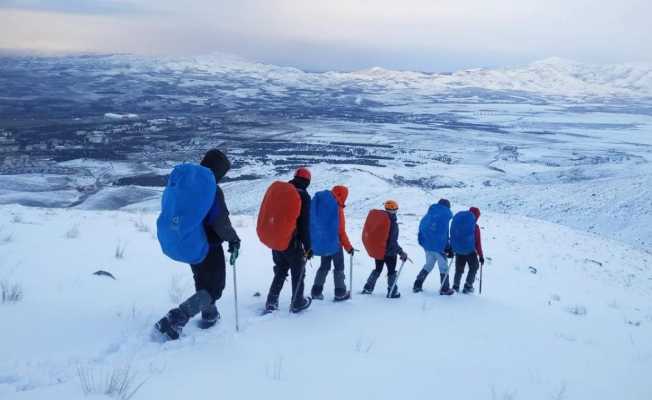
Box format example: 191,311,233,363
264,167,313,313
362,200,408,298
155,149,241,340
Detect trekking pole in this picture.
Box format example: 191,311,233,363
349,252,354,298
439,258,455,293
479,261,483,295
387,260,407,298
232,260,240,332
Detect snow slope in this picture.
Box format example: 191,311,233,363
1,200,650,400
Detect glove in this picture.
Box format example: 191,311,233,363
228,241,240,266
479,256,485,266
445,245,454,259
305,249,314,260
346,247,356,255
399,251,408,262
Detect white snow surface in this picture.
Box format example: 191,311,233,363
1,190,651,399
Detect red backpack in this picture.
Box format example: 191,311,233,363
257,181,302,251
362,209,391,260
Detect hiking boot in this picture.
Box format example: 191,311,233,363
197,305,221,329
265,299,279,313
334,289,351,302
291,297,312,313
413,269,428,293
440,288,455,296
311,285,324,300
452,285,460,293
462,285,474,294
154,308,188,341
387,290,401,299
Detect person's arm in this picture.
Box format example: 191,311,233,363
208,187,240,245
338,207,353,252
296,190,311,251
475,225,484,259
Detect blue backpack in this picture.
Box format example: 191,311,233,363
157,164,217,264
450,211,476,255
418,204,453,253
310,190,340,256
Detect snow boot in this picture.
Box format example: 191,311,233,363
264,297,279,314
197,304,220,329
413,269,429,293
387,288,401,299
154,308,188,341
462,285,474,294
291,296,312,313
439,273,455,296
334,288,351,302
311,285,324,301
361,288,373,295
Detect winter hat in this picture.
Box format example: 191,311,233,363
438,198,451,208
294,167,311,181
384,200,399,212
332,185,349,206
469,207,481,220
200,149,231,182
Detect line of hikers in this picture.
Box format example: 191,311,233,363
154,149,486,341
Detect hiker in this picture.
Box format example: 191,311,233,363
310,185,355,301
362,200,408,298
155,149,241,340
413,198,455,295
258,168,313,313
451,206,485,294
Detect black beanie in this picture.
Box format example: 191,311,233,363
438,198,451,208
200,149,231,182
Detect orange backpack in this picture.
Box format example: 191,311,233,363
257,181,302,251
362,209,391,260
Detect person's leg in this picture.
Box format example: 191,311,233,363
155,289,212,340
434,252,453,294
452,254,467,291
332,248,347,297
266,251,289,309
311,255,332,298
414,250,436,292
363,259,384,293
464,252,480,292
191,245,226,327
386,255,400,298
288,247,310,311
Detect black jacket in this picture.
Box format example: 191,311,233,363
205,186,240,245
200,149,240,246
385,212,403,257
289,177,311,251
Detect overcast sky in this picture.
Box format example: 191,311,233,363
0,0,650,72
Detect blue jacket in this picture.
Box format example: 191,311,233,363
385,212,403,257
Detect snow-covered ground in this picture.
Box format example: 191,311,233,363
1,190,651,399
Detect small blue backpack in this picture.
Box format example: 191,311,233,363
310,190,340,256
157,164,217,264
418,204,453,253
450,211,476,255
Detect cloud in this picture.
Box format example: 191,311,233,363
1,0,651,71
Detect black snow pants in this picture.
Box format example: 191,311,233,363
453,252,480,290
266,243,307,308
191,244,226,303
363,255,398,294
